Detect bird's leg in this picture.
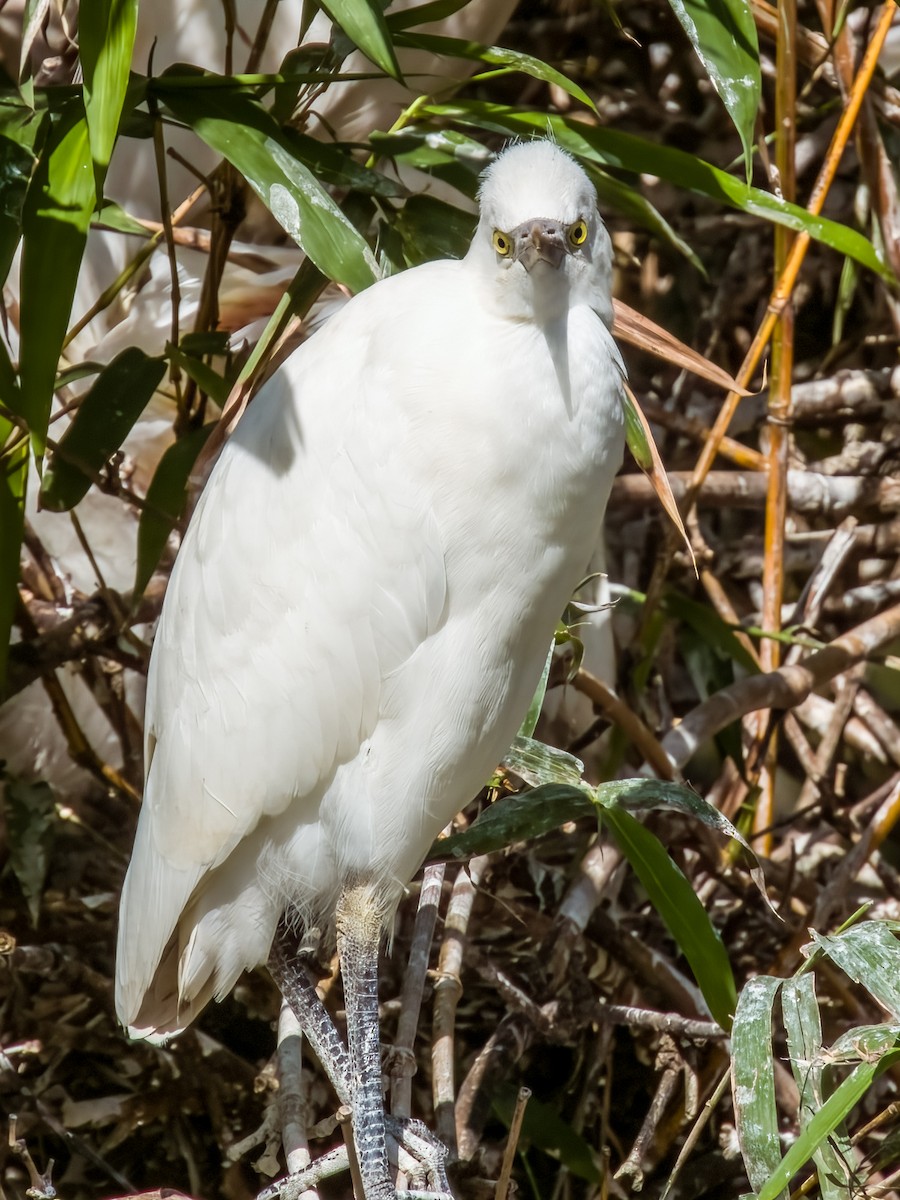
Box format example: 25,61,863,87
268,927,352,1104
336,876,395,1200
266,918,455,1200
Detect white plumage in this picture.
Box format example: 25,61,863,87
116,142,624,1188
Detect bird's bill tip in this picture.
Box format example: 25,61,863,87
510,218,567,271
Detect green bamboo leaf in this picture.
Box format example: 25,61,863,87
93,198,151,236
165,343,231,407
430,782,596,861
621,386,653,470
386,0,474,30
664,590,760,675
809,923,900,1019
732,975,785,1196
318,0,402,80
782,975,852,1200
40,348,166,511
756,1050,900,1200
394,194,475,264
419,102,894,283
504,734,585,789
135,423,213,599
519,645,554,739
0,422,28,687
392,31,596,112
158,81,378,294
18,99,96,457
79,0,138,182
586,163,705,272
600,804,738,1029
667,0,760,181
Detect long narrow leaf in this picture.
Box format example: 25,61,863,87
667,0,760,180
159,82,378,295
393,31,596,112
317,0,402,80
782,975,852,1199
18,100,96,456
79,0,138,182
809,924,900,1019
756,1050,900,1200
418,103,893,282
601,804,738,1029
732,975,785,1196
39,348,166,511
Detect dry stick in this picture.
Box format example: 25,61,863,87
795,693,886,763
392,863,446,1120
756,0,799,851
660,601,900,773
615,1040,682,1189
609,470,900,516
275,1003,317,1195
785,518,860,664
811,777,900,931
851,689,900,768
689,513,761,667
572,668,677,780
432,856,488,1156
794,667,863,812
14,603,140,802
660,1068,731,1200
639,399,766,471
494,1087,531,1200
336,1105,365,1200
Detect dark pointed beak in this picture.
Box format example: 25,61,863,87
509,218,568,271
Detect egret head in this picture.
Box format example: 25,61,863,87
468,140,614,324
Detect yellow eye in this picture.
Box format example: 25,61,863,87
568,219,588,247
492,229,512,256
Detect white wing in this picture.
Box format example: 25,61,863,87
116,269,450,1027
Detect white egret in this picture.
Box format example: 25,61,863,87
115,139,625,1199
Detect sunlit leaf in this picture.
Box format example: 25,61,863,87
18,100,96,457
783,975,852,1200
732,975,785,1195
79,0,138,183
667,0,760,181
318,0,402,80
756,1049,900,1200
808,923,900,1019
419,103,893,282
158,80,378,294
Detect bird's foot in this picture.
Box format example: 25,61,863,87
256,1117,454,1200
386,1116,453,1196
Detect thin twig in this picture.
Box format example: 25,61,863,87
494,1087,530,1200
